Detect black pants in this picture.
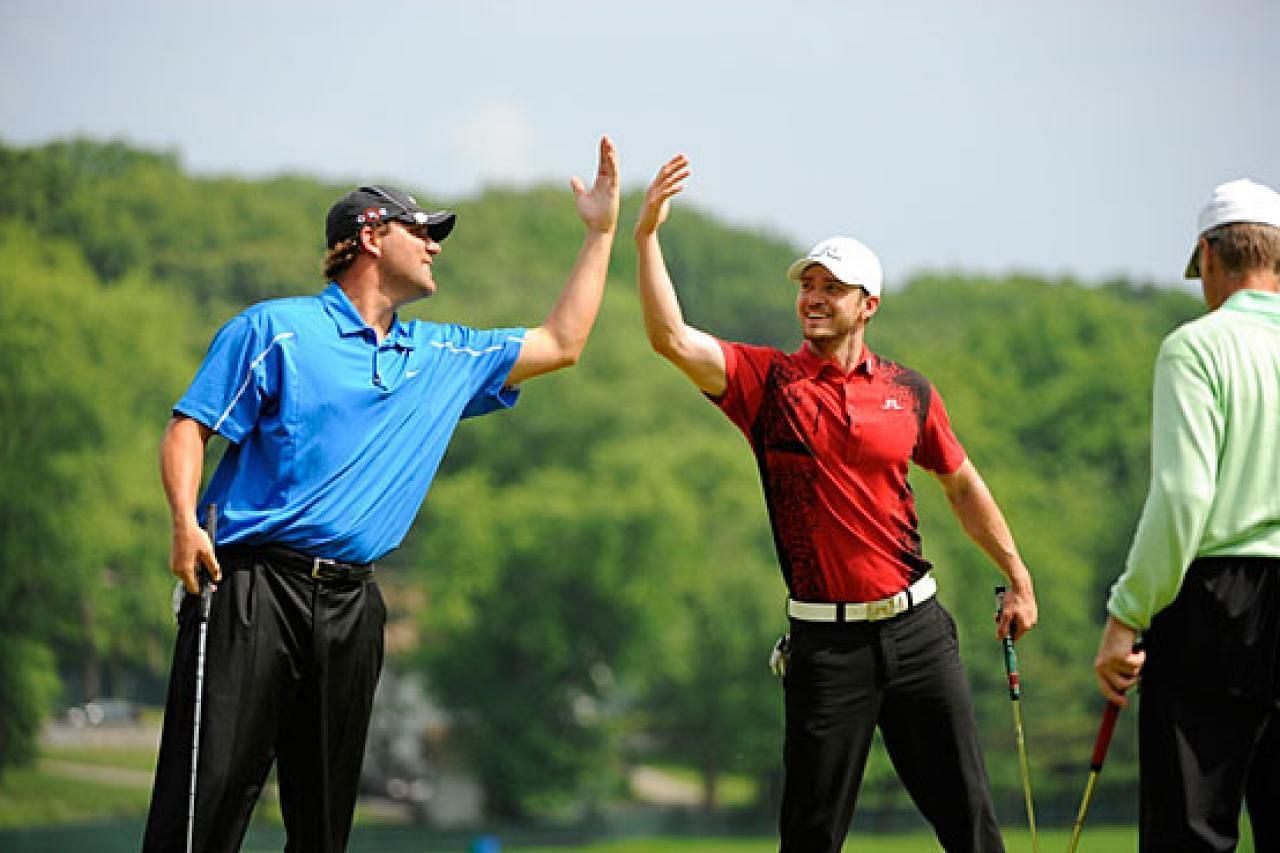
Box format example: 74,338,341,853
779,598,1003,853
142,549,386,853
1138,556,1280,853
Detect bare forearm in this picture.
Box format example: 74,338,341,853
635,232,689,355
938,460,1037,638
952,485,1028,584
505,230,614,386
634,232,726,394
541,228,614,362
160,415,219,591
160,415,210,531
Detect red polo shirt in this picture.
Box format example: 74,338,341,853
713,340,966,603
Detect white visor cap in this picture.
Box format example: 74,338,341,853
787,237,883,296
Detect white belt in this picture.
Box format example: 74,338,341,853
788,574,937,623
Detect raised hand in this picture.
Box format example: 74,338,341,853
571,136,620,234
635,154,690,238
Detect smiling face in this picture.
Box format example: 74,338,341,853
795,262,879,344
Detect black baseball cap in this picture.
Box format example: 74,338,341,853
325,185,456,247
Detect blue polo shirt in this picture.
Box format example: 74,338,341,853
175,283,524,563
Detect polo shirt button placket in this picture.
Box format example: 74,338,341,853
371,340,387,390
842,383,861,460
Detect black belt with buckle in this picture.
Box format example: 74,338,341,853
223,544,375,583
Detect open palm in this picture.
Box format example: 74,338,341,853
571,136,620,233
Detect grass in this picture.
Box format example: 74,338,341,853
2,741,1257,852
0,766,151,828
39,743,159,772
512,824,1253,852
516,828,1130,852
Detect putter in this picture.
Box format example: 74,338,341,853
1066,701,1120,853
186,503,216,853
1067,638,1141,853
995,586,1039,853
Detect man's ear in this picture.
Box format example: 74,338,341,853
358,226,382,258
1197,235,1213,277
862,294,881,320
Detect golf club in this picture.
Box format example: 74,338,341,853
995,585,1039,853
186,503,216,853
1065,700,1121,853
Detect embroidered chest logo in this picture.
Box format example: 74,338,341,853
882,397,903,411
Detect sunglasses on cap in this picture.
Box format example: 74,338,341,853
359,186,452,240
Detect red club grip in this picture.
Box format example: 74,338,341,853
1090,702,1121,770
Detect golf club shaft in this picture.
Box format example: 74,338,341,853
1009,697,1038,850
186,504,216,853
995,587,1038,852
1066,702,1121,853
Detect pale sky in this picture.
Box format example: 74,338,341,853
3,0,1276,287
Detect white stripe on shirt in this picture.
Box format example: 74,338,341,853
212,332,296,432
429,335,523,358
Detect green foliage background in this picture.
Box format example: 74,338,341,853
0,139,1200,823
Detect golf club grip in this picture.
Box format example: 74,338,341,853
1090,702,1121,770
994,586,1022,699
1002,637,1021,699
200,504,217,619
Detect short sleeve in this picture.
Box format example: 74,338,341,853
451,326,527,419
711,339,779,434
174,315,289,443
912,383,967,475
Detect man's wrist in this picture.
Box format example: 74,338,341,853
1106,612,1141,634
1004,563,1033,590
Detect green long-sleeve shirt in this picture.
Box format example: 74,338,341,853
1108,289,1280,630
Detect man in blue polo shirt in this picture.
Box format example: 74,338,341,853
143,138,619,853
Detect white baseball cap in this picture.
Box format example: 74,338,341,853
786,236,883,296
1184,178,1280,278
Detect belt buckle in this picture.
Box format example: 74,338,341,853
311,557,336,579
866,598,897,621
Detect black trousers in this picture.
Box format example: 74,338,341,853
1138,556,1280,853
142,549,386,853
779,598,1003,853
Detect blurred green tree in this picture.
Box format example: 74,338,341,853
0,138,1204,820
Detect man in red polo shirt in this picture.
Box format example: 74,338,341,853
634,154,1038,853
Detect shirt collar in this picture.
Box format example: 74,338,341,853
1221,288,1280,321
320,282,414,349
794,341,878,379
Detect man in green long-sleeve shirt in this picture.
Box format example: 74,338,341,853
1095,178,1280,853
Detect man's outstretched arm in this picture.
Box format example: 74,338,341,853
634,153,726,395
506,136,620,386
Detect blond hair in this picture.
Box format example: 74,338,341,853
321,223,390,280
